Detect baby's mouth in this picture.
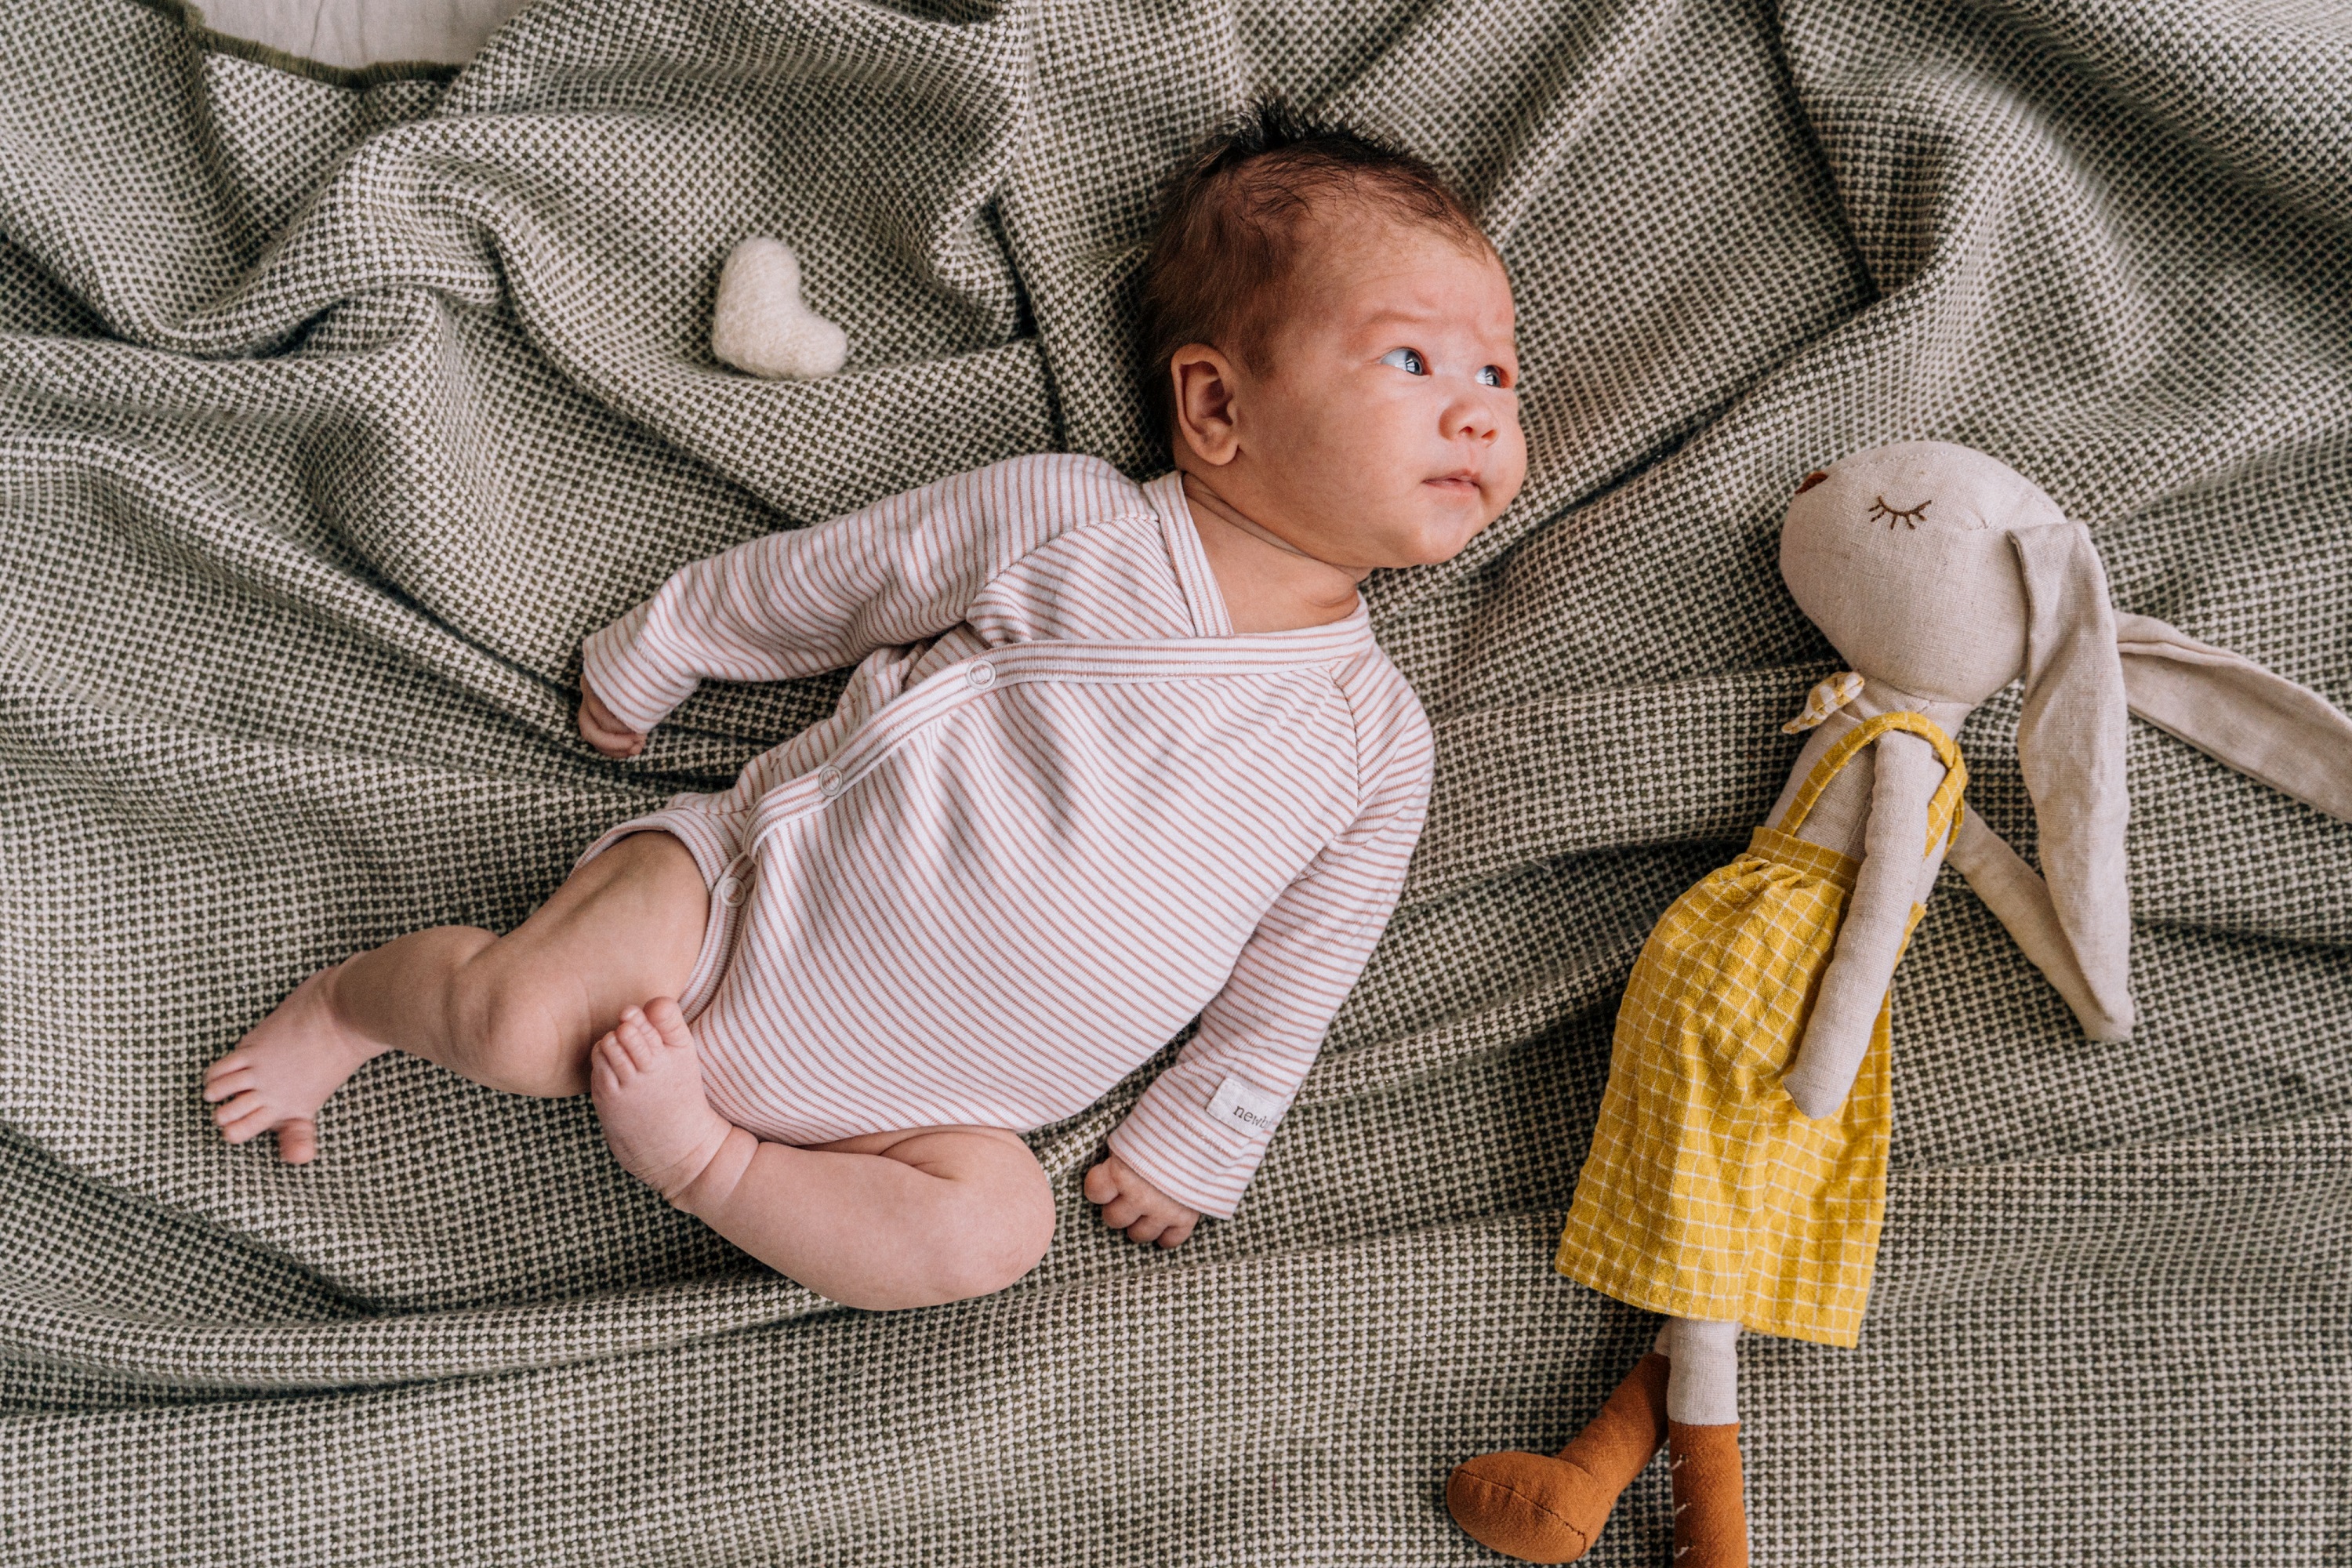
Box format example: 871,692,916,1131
1423,470,1482,496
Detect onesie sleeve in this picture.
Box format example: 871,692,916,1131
581,455,1142,733
1105,666,1435,1219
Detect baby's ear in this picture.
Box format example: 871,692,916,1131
1167,345,1243,466
2116,612,2352,822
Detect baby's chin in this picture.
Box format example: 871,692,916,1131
1327,514,1490,571
1285,480,1501,568
1388,490,1501,565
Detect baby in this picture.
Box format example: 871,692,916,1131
202,103,1527,1311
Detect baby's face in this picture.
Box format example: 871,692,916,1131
1181,214,1526,569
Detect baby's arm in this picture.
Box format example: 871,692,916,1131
580,456,1139,738
1782,731,1943,1119
1092,691,1432,1240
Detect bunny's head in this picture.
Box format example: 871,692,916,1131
1780,441,2135,1036
1780,441,2066,703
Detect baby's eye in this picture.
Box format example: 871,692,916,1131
1379,347,1428,376
1476,365,1506,388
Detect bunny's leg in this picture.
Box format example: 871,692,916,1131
1445,1345,1669,1561
1662,1317,1749,1568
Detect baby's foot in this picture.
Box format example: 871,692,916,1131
201,963,389,1164
590,1000,735,1202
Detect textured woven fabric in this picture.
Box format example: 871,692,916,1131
2,0,2347,1562
1555,713,1965,1347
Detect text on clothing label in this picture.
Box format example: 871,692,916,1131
1208,1076,1286,1137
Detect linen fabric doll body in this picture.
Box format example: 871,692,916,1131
201,105,1530,1314
1447,441,2352,1567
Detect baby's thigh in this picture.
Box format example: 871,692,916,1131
483,831,710,1044
828,1125,1056,1290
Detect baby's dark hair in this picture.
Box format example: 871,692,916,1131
1137,98,1492,431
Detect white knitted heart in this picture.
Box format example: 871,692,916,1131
710,237,848,379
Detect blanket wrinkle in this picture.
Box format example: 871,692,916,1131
2,0,2347,1559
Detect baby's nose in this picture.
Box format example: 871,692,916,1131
1449,399,1498,442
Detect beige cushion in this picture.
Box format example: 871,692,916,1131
194,0,532,68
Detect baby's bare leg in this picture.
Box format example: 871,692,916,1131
592,1001,1054,1310
204,833,706,1163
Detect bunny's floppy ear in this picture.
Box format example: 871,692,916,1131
2010,522,2136,1040
2115,613,2352,822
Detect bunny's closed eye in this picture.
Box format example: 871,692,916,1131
1867,496,1931,529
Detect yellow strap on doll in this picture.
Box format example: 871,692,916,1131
1779,710,1968,858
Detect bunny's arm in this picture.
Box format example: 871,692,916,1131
1782,731,1944,1120
1944,813,2128,1040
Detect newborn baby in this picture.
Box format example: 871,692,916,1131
203,105,1527,1311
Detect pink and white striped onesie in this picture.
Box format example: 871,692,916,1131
578,455,1432,1218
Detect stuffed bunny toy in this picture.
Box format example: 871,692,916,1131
1445,441,2352,1566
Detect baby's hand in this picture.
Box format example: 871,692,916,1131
1084,1153,1200,1249
578,680,646,758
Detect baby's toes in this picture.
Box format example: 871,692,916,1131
642,997,697,1056
212,1087,265,1127
591,1032,633,1086
277,1120,319,1165
217,1100,278,1142
612,1009,665,1069
201,1066,253,1104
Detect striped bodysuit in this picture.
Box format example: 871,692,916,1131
579,455,1432,1218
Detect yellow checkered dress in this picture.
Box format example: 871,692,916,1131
1554,711,1966,1346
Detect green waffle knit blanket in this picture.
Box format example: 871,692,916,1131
2,0,2347,1560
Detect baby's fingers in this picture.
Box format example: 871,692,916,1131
1097,1192,1149,1230
580,724,644,760
1156,1213,1199,1249
1082,1160,1123,1205
577,688,647,758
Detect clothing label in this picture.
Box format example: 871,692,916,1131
1208,1076,1286,1138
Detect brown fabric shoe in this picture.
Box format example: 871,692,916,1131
1667,1421,1748,1568
1446,1353,1670,1563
